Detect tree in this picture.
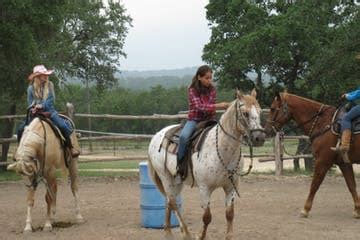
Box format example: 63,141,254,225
0,1,131,169
203,0,359,105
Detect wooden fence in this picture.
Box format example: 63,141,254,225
0,111,313,175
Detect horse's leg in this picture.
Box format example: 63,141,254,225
44,172,57,232
301,158,333,217
24,185,35,233
160,174,191,240
223,184,236,240
164,197,173,240
69,158,84,223
169,191,191,240
196,186,212,240
338,162,360,218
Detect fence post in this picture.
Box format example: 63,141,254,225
274,132,283,176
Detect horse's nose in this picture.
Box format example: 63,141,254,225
251,130,266,147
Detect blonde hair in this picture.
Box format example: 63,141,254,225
31,77,51,100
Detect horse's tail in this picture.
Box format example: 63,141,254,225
147,156,165,195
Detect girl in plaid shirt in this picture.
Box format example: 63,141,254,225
177,65,229,180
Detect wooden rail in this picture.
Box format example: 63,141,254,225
0,110,313,175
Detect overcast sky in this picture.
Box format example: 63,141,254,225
119,0,211,71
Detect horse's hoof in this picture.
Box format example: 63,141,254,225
225,234,233,240
353,210,360,219
164,232,175,240
300,209,309,218
194,233,202,240
75,215,84,224
23,227,32,234
183,234,193,240
43,224,52,232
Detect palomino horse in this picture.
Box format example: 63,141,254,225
7,117,83,232
148,89,265,240
264,92,360,218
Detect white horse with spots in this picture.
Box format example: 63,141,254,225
148,89,265,240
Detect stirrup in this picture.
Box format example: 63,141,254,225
341,152,351,163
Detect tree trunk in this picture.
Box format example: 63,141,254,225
1,104,16,171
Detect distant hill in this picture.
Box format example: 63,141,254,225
115,66,197,78
66,66,273,90
114,67,197,90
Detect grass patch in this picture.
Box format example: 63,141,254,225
0,171,22,182
78,171,137,177
78,160,142,169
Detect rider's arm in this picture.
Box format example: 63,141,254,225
345,88,360,101
27,85,34,108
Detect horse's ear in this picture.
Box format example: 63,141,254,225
236,88,244,99
251,88,257,98
275,92,281,101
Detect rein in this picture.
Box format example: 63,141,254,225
215,100,259,198
270,99,332,142
26,118,54,199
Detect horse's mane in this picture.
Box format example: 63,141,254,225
281,93,332,108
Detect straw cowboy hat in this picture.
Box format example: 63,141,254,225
28,65,54,81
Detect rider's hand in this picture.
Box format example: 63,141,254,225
217,102,229,109
340,93,346,100
35,104,43,109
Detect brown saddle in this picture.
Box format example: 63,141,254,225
331,103,360,135
160,120,217,181
31,111,74,168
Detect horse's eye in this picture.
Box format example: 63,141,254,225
243,112,249,118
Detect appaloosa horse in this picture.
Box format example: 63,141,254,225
7,117,83,232
148,89,265,240
265,92,360,218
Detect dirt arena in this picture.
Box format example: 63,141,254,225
0,174,359,240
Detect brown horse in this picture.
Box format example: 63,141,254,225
264,92,360,218
7,117,84,232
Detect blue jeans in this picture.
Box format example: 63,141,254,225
177,120,197,161
341,105,360,131
50,111,73,138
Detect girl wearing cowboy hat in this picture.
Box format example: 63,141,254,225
17,65,80,157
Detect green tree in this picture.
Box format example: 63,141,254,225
0,1,131,169
203,0,359,105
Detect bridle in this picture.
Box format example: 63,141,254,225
216,98,265,197
267,97,331,141
267,100,290,133
219,99,265,143
19,118,54,198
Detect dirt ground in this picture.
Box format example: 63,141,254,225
1,174,360,240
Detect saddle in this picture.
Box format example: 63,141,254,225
160,120,217,181
31,111,75,167
331,103,360,135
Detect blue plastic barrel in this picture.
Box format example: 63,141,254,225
139,161,181,228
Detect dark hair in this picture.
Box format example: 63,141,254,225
189,65,214,95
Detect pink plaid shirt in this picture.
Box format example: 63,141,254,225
187,87,216,121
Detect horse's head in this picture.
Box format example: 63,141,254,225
7,119,44,177
234,88,265,147
264,92,292,137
